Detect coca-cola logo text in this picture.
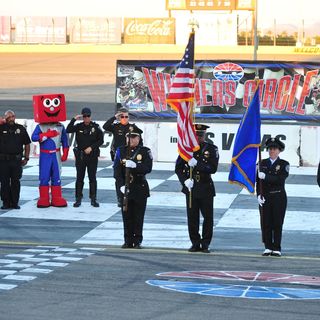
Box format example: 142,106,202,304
125,19,173,36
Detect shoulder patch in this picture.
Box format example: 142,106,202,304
285,164,290,173
148,149,153,160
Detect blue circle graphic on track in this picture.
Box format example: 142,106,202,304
146,271,320,300
146,280,320,300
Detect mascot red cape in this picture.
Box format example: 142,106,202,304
31,94,69,208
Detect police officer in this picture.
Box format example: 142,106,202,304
113,127,153,249
256,137,290,257
175,124,219,253
0,110,31,209
66,107,103,207
103,105,142,207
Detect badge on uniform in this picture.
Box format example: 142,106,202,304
91,128,95,133
276,165,280,171
136,154,142,161
204,151,210,158
16,128,20,134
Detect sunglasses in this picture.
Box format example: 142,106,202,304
83,115,91,118
121,115,129,119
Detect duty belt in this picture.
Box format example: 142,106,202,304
194,174,211,183
268,190,282,194
0,153,22,160
129,174,146,184
40,148,60,154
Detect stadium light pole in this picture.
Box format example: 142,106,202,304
253,0,258,61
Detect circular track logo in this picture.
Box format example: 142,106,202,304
147,271,320,300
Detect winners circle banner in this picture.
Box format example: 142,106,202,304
116,60,320,121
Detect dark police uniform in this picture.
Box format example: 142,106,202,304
103,116,142,161
175,126,219,252
113,129,152,248
0,122,31,208
103,113,142,206
66,113,103,207
256,137,289,254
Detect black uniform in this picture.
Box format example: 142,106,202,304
103,117,141,161
103,117,142,205
256,157,290,252
113,144,153,247
66,118,103,203
175,142,219,250
0,122,31,208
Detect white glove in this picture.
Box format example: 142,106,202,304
125,160,137,168
120,186,126,194
184,178,194,189
257,195,265,207
188,157,197,167
258,172,266,179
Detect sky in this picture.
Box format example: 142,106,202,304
1,0,319,32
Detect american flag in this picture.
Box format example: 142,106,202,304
166,32,199,161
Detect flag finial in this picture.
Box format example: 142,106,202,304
188,17,199,32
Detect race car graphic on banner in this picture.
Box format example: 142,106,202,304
115,60,320,121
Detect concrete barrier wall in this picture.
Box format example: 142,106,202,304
18,119,320,166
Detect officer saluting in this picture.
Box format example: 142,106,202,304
113,127,153,249
0,110,31,209
256,137,289,257
103,106,141,161
175,124,219,253
66,107,103,207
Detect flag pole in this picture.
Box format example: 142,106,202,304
188,21,197,209
255,77,265,243
253,0,264,243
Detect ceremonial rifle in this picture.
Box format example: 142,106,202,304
123,131,131,213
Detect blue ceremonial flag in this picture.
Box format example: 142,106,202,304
228,87,261,193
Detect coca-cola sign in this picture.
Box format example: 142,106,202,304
124,18,175,44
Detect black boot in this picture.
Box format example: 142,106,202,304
73,198,82,207
73,182,83,207
89,181,99,207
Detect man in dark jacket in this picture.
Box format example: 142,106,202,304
103,106,142,207
0,110,31,209
66,107,103,207
256,137,290,257
175,124,219,253
113,127,152,249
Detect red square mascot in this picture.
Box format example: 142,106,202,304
31,94,69,208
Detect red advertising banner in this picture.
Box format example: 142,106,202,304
123,18,175,44
68,17,121,44
11,16,66,44
0,16,10,43
116,60,320,121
